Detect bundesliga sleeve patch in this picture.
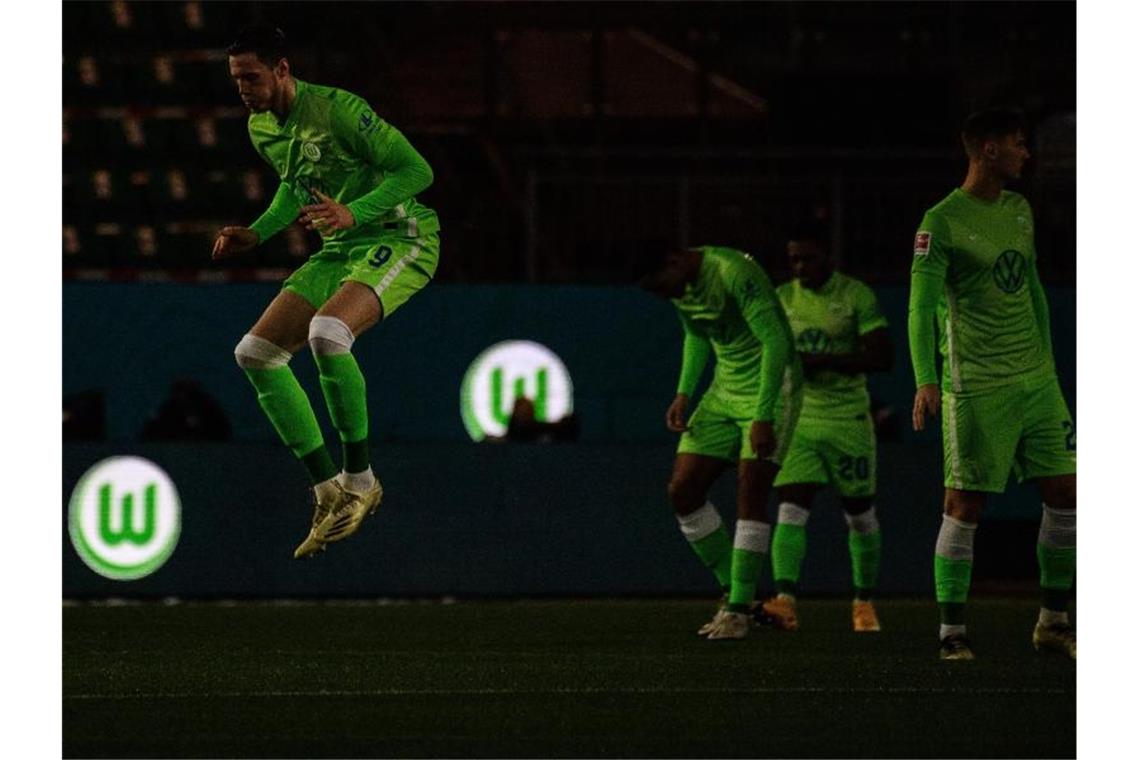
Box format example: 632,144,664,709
913,231,932,257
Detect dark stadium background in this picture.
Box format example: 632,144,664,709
62,3,1075,756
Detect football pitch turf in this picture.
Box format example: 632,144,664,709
63,597,1074,758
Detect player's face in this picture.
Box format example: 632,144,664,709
988,131,1031,180
229,53,285,113
787,240,829,288
644,251,694,299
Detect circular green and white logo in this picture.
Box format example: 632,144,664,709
302,141,322,162
68,456,182,581
460,340,574,441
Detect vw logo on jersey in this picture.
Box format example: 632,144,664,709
301,142,322,162
992,249,1027,294
796,328,833,354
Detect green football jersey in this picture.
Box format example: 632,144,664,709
673,246,800,420
910,188,1053,393
247,78,438,245
777,272,888,419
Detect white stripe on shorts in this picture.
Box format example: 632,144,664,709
946,392,961,485
374,242,424,298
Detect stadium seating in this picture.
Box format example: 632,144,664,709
62,0,1075,283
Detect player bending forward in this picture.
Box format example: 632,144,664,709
762,221,893,633
641,244,803,640
909,108,1076,660
213,25,440,558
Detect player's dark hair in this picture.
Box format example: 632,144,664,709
227,24,289,67
961,107,1026,157
787,219,830,247
627,237,675,287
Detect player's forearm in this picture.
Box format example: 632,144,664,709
249,183,301,244
753,324,792,422
677,332,711,395
907,271,942,387
346,133,434,225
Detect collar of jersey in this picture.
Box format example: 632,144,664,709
279,78,308,131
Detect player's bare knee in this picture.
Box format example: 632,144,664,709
668,477,704,515
308,315,356,356
778,485,817,510
1041,475,1076,512
943,490,984,523
234,333,292,370
842,497,874,517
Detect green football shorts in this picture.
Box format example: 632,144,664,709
678,379,803,464
942,373,1076,492
282,232,440,317
773,413,877,498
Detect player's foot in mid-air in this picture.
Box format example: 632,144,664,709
293,481,353,559
706,611,750,640
852,600,881,632
939,634,975,660
313,478,384,545
1033,622,1076,659
760,594,800,631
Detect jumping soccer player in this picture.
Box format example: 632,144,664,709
641,244,803,640
909,108,1076,660
212,25,440,558
762,221,893,633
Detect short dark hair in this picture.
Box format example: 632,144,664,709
227,24,288,66
627,237,675,286
787,219,830,247
961,107,1026,156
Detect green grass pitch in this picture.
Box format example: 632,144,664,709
63,597,1074,758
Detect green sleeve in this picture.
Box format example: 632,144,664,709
855,282,889,335
331,96,434,225
729,263,791,422
249,182,301,244
907,212,950,387
676,313,711,395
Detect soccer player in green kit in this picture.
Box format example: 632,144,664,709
909,108,1076,660
763,221,893,633
211,25,440,558
641,244,803,640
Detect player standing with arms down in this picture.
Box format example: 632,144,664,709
641,244,803,640
213,25,440,558
762,221,893,633
909,108,1076,660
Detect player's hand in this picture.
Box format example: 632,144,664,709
750,420,776,460
912,383,941,431
299,189,356,233
666,394,690,432
211,226,259,260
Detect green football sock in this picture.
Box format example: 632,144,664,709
1037,504,1075,613
728,520,771,611
729,548,762,610
934,515,976,627
690,526,734,592
849,529,882,600
313,351,371,472
243,366,337,484
771,523,806,597
677,503,732,593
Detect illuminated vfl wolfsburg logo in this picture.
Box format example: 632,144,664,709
796,328,833,354
68,457,181,581
993,249,1027,294
460,341,574,441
